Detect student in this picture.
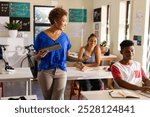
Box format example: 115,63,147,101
76,33,103,91
111,40,150,91
34,7,77,100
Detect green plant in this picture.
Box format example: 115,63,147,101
100,41,107,47
4,22,20,30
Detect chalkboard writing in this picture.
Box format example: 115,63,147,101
69,9,87,22
9,2,30,18
0,2,9,16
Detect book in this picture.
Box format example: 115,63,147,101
137,90,150,98
39,43,62,52
109,89,139,98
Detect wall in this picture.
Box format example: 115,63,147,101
93,0,121,59
93,0,150,69
130,0,149,69
0,0,149,68
0,0,93,52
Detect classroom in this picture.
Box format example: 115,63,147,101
0,0,150,100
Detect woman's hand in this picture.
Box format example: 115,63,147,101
39,50,48,58
35,50,48,60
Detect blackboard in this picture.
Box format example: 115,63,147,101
69,9,87,22
0,1,30,31
9,2,30,18
0,2,9,16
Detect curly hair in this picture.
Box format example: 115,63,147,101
48,7,67,25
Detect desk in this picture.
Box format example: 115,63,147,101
67,66,113,80
70,52,117,65
101,54,117,65
0,68,32,96
81,89,150,100
1,95,37,100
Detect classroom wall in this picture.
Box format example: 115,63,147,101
93,0,149,69
0,0,93,52
0,0,149,68
130,0,149,69
93,0,121,58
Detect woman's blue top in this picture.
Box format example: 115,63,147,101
34,31,71,71
83,52,96,64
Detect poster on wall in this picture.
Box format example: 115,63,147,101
34,6,53,24
133,35,142,46
34,6,54,40
10,17,30,31
69,9,87,22
0,1,30,31
95,30,99,38
9,2,30,18
93,8,101,22
0,2,9,16
95,23,99,30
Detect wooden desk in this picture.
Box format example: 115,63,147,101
81,89,150,100
67,66,113,80
0,68,32,96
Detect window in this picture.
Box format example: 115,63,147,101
118,1,131,49
100,5,110,46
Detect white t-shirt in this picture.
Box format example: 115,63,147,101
111,61,146,86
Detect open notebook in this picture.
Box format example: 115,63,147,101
109,89,140,98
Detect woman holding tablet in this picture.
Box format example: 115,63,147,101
34,7,77,100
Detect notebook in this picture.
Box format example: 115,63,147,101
39,43,62,53
109,89,139,98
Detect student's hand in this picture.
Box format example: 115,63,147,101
83,55,91,62
75,62,85,70
143,79,150,86
140,86,150,92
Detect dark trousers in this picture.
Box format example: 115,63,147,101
79,79,103,91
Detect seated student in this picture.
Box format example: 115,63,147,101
75,33,103,91
111,40,150,91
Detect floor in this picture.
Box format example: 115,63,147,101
2,79,81,100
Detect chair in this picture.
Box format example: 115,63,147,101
69,80,81,100
69,80,105,100
0,82,4,97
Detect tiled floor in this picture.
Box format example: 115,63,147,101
2,80,80,100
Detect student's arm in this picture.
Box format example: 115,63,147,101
141,68,150,86
112,65,150,91
84,45,101,67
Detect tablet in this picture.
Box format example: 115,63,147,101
39,43,62,52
